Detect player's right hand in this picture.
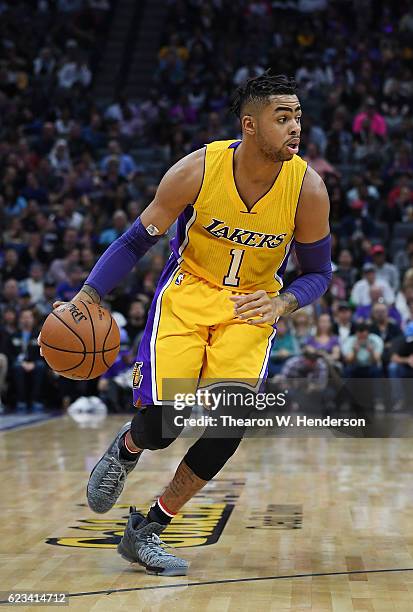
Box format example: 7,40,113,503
38,290,97,356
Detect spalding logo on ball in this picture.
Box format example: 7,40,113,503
40,301,120,380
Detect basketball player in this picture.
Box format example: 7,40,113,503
40,74,332,575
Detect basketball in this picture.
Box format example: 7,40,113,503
40,301,120,380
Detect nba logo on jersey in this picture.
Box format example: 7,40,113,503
132,362,144,389
175,273,185,286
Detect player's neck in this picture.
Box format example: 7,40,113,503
234,142,283,185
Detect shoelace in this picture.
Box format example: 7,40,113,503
98,458,126,492
142,533,183,564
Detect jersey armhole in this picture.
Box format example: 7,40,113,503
191,145,207,209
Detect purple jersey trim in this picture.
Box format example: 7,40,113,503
228,140,241,148
133,255,179,406
170,204,196,262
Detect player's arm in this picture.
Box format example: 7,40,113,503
65,148,205,306
232,167,332,324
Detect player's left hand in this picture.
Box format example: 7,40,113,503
231,290,278,325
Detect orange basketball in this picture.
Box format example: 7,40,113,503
40,301,120,380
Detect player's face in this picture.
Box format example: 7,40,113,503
255,95,301,162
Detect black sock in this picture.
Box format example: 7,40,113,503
118,432,141,461
147,498,175,525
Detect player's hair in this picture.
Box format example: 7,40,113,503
230,71,297,119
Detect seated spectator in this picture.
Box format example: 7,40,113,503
351,263,395,306
35,278,58,318
6,308,45,412
56,265,84,302
352,97,387,139
388,322,413,411
370,244,400,292
340,200,378,240
290,310,314,348
101,140,137,179
125,300,146,350
346,175,380,208
333,301,357,345
20,262,45,305
0,327,8,413
268,318,298,377
306,313,340,363
1,248,27,282
303,142,339,180
99,210,129,247
369,302,403,371
0,279,21,315
329,263,346,300
395,269,413,323
280,347,332,411
335,249,358,294
393,236,413,275
342,322,383,378
97,327,132,412
354,285,402,326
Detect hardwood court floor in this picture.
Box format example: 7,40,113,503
1,415,413,611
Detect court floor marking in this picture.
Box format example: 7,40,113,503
2,566,413,603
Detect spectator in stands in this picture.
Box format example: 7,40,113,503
290,310,313,348
1,248,26,282
0,327,8,413
125,300,146,349
99,210,129,247
351,263,395,306
335,249,358,294
97,327,132,412
354,285,402,326
101,140,137,179
306,314,340,364
333,302,356,346
303,142,339,180
388,321,413,411
20,262,45,305
268,318,298,377
369,302,403,372
36,279,58,318
370,244,400,292
394,236,413,275
0,279,21,315
353,97,388,139
342,322,383,379
7,308,45,412
280,347,331,411
56,265,84,302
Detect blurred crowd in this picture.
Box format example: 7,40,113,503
1,0,413,413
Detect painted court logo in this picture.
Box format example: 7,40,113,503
46,480,245,550
46,503,234,549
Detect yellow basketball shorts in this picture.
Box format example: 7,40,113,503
133,257,276,406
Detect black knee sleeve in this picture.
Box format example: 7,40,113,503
184,434,243,481
130,404,191,450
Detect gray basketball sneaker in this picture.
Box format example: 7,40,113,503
87,422,141,513
118,506,189,576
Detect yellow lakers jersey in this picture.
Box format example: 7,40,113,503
171,139,307,294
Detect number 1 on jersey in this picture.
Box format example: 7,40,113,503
223,248,245,287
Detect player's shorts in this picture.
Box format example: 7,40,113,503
132,256,276,406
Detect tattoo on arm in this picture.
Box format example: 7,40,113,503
278,291,299,315
82,284,102,304
161,460,208,513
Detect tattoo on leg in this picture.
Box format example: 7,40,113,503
161,460,208,513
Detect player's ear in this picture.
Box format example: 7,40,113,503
241,114,256,136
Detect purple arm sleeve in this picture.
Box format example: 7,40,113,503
282,234,332,308
85,217,160,297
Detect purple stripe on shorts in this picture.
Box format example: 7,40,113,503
133,256,179,406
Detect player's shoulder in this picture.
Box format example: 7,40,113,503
300,163,328,200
